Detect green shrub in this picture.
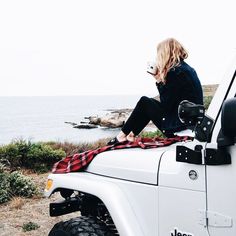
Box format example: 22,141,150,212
0,143,22,168
140,129,165,138
22,222,40,232
0,163,6,173
0,140,32,168
8,171,36,198
204,96,213,110
0,140,65,173
0,172,10,204
25,143,65,173
0,170,37,204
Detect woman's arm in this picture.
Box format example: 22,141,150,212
156,70,183,113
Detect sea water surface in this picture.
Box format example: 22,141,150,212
0,95,141,144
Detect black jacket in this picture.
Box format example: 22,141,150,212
156,60,203,136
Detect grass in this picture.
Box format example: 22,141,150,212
45,138,110,156
140,129,165,138
10,197,25,210
44,132,164,155
22,222,40,232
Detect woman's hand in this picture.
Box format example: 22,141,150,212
147,68,162,83
152,73,162,84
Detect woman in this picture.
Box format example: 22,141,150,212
108,38,203,145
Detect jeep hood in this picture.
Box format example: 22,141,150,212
85,145,177,185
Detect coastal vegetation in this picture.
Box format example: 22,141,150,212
22,222,40,232
0,138,110,205
0,164,37,204
0,140,65,173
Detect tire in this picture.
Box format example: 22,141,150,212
48,216,115,236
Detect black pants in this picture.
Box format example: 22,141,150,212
121,96,164,136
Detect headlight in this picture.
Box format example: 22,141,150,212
45,179,53,191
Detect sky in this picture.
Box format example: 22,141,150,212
0,0,235,96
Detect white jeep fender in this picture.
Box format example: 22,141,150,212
45,172,145,236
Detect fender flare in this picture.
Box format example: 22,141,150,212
45,172,144,236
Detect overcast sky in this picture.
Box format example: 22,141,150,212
0,0,235,96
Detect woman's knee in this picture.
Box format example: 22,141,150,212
137,96,151,106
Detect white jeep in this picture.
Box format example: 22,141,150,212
45,57,236,236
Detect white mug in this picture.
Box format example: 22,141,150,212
147,61,157,75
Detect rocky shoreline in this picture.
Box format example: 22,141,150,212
65,108,133,129
65,84,218,130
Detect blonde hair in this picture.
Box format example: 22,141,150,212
156,38,188,82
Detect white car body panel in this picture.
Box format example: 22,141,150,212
85,146,169,185
159,144,206,192
206,61,236,236
115,180,159,236
158,141,208,235
45,172,158,236
158,187,208,236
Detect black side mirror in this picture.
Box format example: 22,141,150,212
217,98,236,147
178,100,205,126
178,100,214,142
221,98,236,137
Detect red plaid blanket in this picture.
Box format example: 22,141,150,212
52,136,191,174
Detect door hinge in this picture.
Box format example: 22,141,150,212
199,210,208,227
176,145,231,165
199,210,233,228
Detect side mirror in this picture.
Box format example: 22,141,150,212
217,98,236,147
221,98,236,137
178,100,214,142
178,100,205,126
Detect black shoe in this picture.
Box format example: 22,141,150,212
107,137,119,145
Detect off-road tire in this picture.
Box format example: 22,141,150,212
48,216,115,236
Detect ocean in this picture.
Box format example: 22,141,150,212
0,95,141,145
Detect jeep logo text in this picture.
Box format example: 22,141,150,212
171,228,193,236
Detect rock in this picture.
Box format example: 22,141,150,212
88,116,101,125
70,109,132,129
73,124,98,129
65,121,77,126
99,112,129,128
83,110,132,128
106,108,133,113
